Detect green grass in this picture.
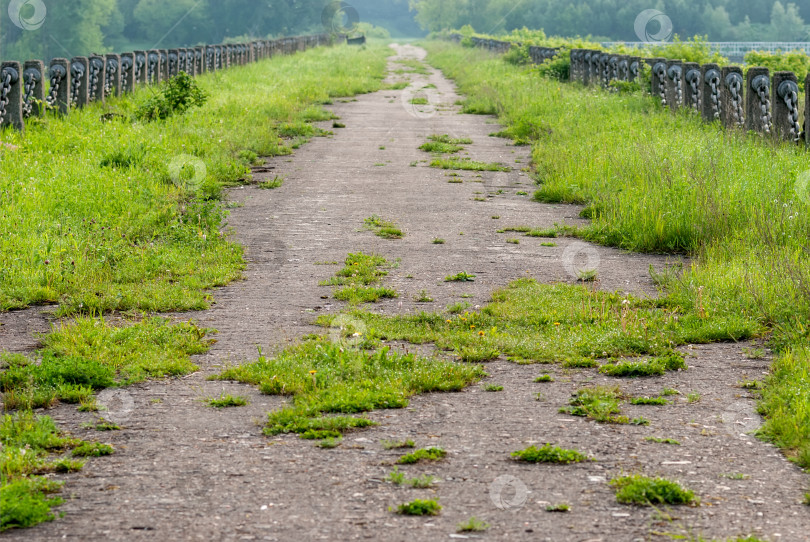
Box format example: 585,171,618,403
457,516,490,532
397,447,447,464
444,272,476,282
386,468,436,488
320,252,397,305
364,215,404,239
599,351,687,378
423,40,810,468
645,436,681,445
394,498,441,516
409,97,429,105
419,134,473,154
534,374,554,382
429,158,510,172
610,474,698,506
71,442,114,457
0,317,211,410
0,44,387,317
432,237,446,244
560,385,628,424
630,396,669,405
258,176,285,189
382,439,415,449
545,503,570,512
511,443,589,463
214,340,483,438
483,384,503,392
208,394,248,408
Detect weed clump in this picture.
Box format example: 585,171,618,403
610,474,697,506
511,443,588,463
397,447,447,464
135,72,207,121
394,499,441,515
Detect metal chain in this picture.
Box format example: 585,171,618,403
752,75,771,134
727,73,745,127
656,67,667,106
0,69,13,126
88,59,100,102
669,67,683,107
46,66,64,107
133,55,143,84
104,60,116,97
778,80,801,142
686,70,700,111
70,63,84,106
22,69,38,118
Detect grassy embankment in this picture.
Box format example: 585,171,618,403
419,41,810,473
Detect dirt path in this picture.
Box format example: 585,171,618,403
5,44,809,541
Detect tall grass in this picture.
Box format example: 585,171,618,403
0,44,388,316
424,41,810,469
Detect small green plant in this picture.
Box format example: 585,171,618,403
630,396,668,405
135,72,207,121
545,503,570,512
258,176,284,189
534,374,553,382
803,492,810,506
577,269,598,282
397,447,446,464
720,473,749,480
562,356,598,368
332,121,345,128
208,394,248,408
540,242,557,247
457,516,489,532
382,439,415,450
610,475,697,506
600,351,686,377
318,437,341,449
394,498,441,516
645,436,680,445
415,290,434,303
511,443,588,464
432,238,445,244
526,227,558,238
386,467,406,485
409,97,429,105
661,388,680,396
687,392,701,403
92,421,121,431
430,158,510,172
364,215,404,239
407,474,436,488
739,380,762,390
516,191,528,195
630,417,650,426
561,385,628,424
446,302,471,314
72,442,114,457
491,215,500,219
483,384,503,392
445,272,476,282
506,238,520,245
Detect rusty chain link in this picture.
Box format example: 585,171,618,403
654,62,667,106
705,69,721,120
777,79,801,142
22,67,40,118
751,74,771,134
0,66,17,126
726,72,745,127
46,64,65,108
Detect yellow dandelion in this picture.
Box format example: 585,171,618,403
478,331,485,336
470,325,475,330
445,319,452,323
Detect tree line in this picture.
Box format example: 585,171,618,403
410,0,810,42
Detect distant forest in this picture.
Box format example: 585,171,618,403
0,0,420,61
410,0,810,42
1,0,808,62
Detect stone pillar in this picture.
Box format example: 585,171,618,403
745,67,771,134
195,46,205,74
721,66,744,129
0,61,23,131
773,71,800,142
22,60,45,118
682,63,700,112
649,58,667,105
665,60,682,111
701,64,721,122
582,50,593,86
88,55,106,104
160,50,169,80
48,59,70,115
70,57,89,108
105,54,121,98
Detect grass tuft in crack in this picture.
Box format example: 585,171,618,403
611,474,697,506
511,443,589,463
214,340,483,439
